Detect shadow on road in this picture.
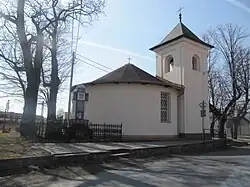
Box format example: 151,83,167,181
1,146,250,187
199,147,250,156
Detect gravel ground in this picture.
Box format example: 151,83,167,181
1,146,250,187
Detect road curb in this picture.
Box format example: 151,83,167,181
0,139,227,177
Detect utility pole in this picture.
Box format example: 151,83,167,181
67,52,76,126
41,101,44,123
201,71,207,142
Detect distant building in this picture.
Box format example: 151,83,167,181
0,111,44,123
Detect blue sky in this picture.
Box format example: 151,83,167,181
75,0,250,78
1,0,250,114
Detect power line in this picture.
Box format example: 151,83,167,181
76,53,113,71
58,54,73,69
76,58,110,73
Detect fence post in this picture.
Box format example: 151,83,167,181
103,123,106,140
120,123,123,141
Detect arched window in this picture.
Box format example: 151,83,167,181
192,55,200,71
165,55,174,73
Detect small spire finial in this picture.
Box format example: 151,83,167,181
177,7,184,23
127,57,131,64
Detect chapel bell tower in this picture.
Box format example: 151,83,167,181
150,13,214,136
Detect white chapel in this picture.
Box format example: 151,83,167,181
71,16,214,140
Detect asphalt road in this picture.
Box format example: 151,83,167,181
1,146,250,187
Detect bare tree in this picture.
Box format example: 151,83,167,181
0,0,45,139
203,34,220,137
34,0,105,121
40,27,72,120
0,0,104,139
206,24,249,138
0,21,26,99
233,47,250,138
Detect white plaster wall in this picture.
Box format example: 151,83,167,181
182,40,210,133
154,41,186,134
156,55,161,77
153,38,211,134
177,94,185,133
154,41,184,85
85,83,178,136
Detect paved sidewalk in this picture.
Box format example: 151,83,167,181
34,140,201,155
0,139,228,177
0,139,201,159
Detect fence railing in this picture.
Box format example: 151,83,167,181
203,128,227,140
90,123,122,141
36,120,122,142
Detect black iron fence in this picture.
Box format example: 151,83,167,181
36,119,122,142
203,128,227,140
90,123,122,141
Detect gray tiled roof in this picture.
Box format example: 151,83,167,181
150,22,213,50
85,63,183,90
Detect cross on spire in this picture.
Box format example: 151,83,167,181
177,7,184,22
127,57,131,64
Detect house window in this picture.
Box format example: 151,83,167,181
161,92,171,123
192,55,200,71
165,55,174,73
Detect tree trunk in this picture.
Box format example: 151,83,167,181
47,85,59,121
233,124,238,139
47,29,60,121
20,71,40,140
230,127,234,138
219,115,227,138
17,0,43,140
210,120,215,138
233,118,240,139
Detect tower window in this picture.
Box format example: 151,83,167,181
165,55,174,73
192,55,200,71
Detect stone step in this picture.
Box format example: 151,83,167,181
110,152,131,157
53,152,88,157
227,139,249,146
238,135,250,140
109,148,131,154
